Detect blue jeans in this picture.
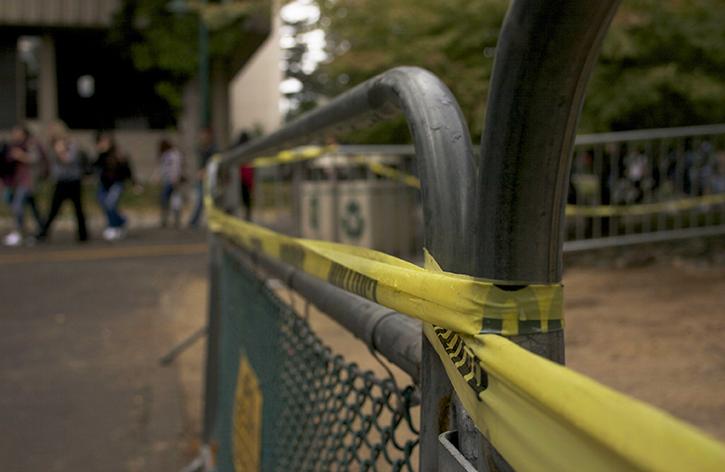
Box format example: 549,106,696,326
97,183,126,228
5,186,43,233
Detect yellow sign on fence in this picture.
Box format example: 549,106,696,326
232,352,263,472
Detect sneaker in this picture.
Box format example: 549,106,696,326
102,227,115,241
107,227,126,241
3,231,21,247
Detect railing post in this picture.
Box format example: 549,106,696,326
292,162,304,236
202,234,222,443
463,0,621,468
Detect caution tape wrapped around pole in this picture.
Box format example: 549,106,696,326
206,156,725,472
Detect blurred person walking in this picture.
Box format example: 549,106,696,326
187,128,216,228
237,131,254,221
158,139,184,228
37,136,89,243
94,131,136,241
2,125,45,246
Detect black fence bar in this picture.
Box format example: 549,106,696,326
217,237,423,383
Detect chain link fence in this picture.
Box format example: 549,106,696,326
212,245,419,471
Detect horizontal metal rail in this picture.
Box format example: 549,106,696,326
575,123,725,145
216,66,475,271
218,236,423,382
563,223,725,252
337,144,417,156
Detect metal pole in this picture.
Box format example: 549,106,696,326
199,0,210,129
202,234,222,443
469,0,621,468
212,66,477,471
220,239,423,382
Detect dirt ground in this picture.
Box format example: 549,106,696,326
169,240,725,463
564,260,725,440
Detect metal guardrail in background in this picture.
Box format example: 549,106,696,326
566,123,725,250
252,120,725,257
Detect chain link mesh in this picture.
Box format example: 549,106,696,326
215,248,420,471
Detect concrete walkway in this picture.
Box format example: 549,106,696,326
0,229,208,471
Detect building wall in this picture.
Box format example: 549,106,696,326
0,37,18,128
0,0,119,28
229,12,282,139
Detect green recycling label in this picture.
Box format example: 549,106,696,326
341,199,365,239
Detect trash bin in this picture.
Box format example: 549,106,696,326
299,152,418,257
337,179,416,256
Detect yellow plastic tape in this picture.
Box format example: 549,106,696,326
424,327,725,472
206,199,561,337
352,157,423,189
250,145,337,168
207,154,725,471
565,193,725,217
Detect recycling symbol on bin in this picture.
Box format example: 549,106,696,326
341,199,365,239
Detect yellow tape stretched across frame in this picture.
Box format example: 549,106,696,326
250,145,338,168
207,155,725,471
207,197,562,337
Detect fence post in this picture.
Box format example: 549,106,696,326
460,0,621,468
292,162,304,236
202,234,222,443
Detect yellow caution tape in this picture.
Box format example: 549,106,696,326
208,154,725,471
565,193,725,217
422,258,725,471
351,157,423,189
425,326,725,472
250,145,337,168
207,198,561,336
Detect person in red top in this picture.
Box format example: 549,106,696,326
236,131,254,221
240,164,254,221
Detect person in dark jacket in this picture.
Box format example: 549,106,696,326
2,125,44,246
94,131,135,241
37,136,88,242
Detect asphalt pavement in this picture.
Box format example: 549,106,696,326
0,228,208,471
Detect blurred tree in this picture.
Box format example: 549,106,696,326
583,0,725,131
312,0,507,142
281,10,329,120
293,0,725,142
108,0,269,119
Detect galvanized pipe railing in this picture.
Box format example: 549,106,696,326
465,0,621,469
217,66,476,268
207,1,623,469
208,66,476,468
218,238,423,382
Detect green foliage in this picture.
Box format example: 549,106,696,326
109,0,267,118
583,0,725,131
310,0,507,142
291,0,725,142
108,0,198,113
